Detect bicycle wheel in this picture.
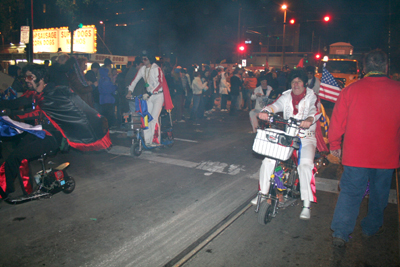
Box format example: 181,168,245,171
258,202,274,225
130,142,142,157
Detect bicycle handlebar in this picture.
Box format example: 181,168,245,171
260,110,303,128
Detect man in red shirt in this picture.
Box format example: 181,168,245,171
329,50,400,248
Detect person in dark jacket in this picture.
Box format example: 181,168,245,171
66,57,94,108
98,68,117,127
229,68,243,116
48,54,70,86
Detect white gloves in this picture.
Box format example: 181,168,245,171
143,93,149,100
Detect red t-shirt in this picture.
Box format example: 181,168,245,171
329,76,400,168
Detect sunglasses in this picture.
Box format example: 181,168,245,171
25,75,35,81
142,57,148,61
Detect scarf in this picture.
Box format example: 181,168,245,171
291,90,306,115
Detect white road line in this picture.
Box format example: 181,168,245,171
174,138,198,143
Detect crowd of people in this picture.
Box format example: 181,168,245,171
0,49,399,252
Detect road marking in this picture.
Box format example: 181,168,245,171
107,145,245,175
107,146,397,204
174,138,198,143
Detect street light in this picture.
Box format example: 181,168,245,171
281,4,287,69
99,21,105,43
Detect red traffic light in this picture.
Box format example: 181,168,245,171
238,45,245,52
289,19,295,24
315,54,321,59
324,16,330,22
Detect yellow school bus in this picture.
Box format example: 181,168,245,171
316,58,359,88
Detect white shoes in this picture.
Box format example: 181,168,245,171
251,195,265,205
300,200,311,220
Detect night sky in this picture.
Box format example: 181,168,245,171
25,0,400,70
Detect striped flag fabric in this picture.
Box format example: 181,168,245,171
318,67,341,102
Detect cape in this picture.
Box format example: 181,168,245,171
159,67,174,111
40,84,112,151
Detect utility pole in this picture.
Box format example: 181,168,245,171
237,5,241,63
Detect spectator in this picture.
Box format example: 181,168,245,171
306,66,320,94
66,57,93,108
243,71,257,111
329,50,400,248
85,70,100,113
103,58,113,77
190,71,208,125
98,67,117,127
249,75,273,133
229,68,243,116
111,68,118,84
219,71,230,111
48,53,70,86
181,68,191,111
171,66,185,122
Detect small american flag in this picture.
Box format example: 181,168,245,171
319,68,341,102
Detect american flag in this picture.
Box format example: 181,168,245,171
318,67,341,102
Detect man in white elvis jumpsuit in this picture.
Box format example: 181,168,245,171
254,70,321,220
126,50,167,146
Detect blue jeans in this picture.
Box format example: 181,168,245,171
190,94,201,121
331,166,394,242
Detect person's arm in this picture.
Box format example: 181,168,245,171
261,92,285,113
251,86,263,100
0,96,32,110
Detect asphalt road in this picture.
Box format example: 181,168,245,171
0,108,398,267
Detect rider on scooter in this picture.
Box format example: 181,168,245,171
0,64,111,198
255,70,321,220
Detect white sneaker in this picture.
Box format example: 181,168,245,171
300,207,311,220
251,196,265,205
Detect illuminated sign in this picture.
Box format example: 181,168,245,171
33,28,58,53
33,25,97,53
20,26,30,44
90,54,128,65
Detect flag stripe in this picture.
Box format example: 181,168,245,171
320,87,340,97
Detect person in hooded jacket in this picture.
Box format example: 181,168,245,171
98,67,117,127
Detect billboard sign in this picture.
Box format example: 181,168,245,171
32,25,96,53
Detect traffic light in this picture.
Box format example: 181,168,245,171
289,19,295,24
315,53,321,60
238,45,245,52
304,54,309,64
68,22,83,33
323,16,330,22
